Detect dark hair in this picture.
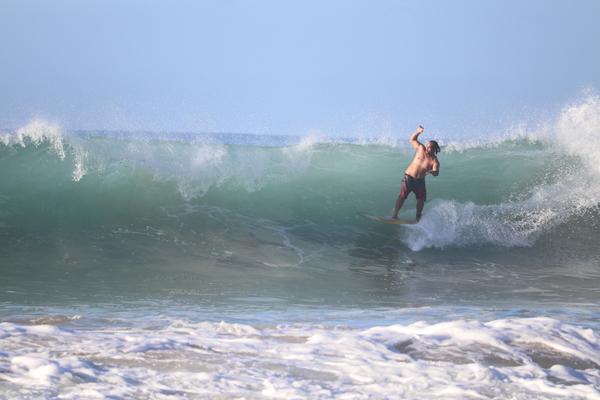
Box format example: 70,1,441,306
428,140,440,154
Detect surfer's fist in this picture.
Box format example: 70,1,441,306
416,125,424,134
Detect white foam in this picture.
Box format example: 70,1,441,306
13,120,67,160
556,94,600,174
0,119,92,183
0,316,598,399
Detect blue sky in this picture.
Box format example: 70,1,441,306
1,0,599,137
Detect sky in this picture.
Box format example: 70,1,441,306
1,0,599,137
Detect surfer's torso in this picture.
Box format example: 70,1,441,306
405,145,438,179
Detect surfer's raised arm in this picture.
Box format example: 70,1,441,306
410,125,425,150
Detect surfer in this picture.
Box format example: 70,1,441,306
392,125,440,222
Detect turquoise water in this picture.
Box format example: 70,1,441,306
1,98,600,398
1,122,599,307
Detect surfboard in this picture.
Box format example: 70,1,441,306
359,213,418,225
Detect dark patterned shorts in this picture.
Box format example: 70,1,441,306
399,174,426,201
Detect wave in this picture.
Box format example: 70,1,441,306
1,96,599,253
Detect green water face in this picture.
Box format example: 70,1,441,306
1,137,599,308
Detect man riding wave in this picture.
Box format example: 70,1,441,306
392,125,440,222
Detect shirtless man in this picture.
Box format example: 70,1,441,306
392,125,440,222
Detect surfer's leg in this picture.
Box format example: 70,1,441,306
393,177,410,218
393,195,406,218
414,180,426,221
416,198,425,221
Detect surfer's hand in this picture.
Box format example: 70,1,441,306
416,125,424,134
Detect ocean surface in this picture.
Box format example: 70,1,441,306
1,97,600,399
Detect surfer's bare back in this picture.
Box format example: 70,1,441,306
392,125,440,222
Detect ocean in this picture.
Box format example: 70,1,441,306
1,97,600,399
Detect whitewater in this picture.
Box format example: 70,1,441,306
1,96,600,399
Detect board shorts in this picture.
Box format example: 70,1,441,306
399,174,426,201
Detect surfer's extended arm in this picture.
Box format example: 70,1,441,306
410,125,425,150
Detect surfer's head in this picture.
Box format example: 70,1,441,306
426,140,440,155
